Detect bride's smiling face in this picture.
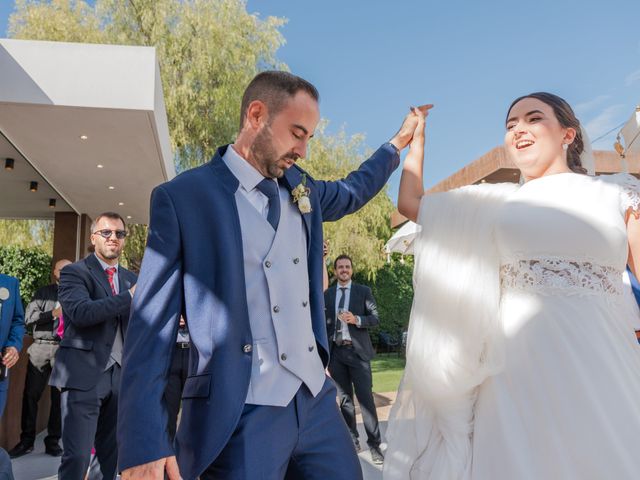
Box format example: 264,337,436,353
505,97,574,180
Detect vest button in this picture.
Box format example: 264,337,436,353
243,344,252,353
273,305,280,313
302,301,308,307
265,260,272,268
281,353,287,361
308,345,314,352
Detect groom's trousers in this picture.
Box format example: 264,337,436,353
201,376,362,480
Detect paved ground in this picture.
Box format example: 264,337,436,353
11,392,397,480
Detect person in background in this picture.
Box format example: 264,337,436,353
325,254,383,465
50,212,137,480
9,259,71,459
0,273,25,417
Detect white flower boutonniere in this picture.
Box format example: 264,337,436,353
292,174,312,214
0,287,9,301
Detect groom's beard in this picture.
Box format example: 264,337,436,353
251,126,299,178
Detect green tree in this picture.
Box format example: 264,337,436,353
10,0,286,171
9,1,395,279
0,219,53,254
9,0,285,263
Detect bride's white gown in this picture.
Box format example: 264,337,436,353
469,172,640,479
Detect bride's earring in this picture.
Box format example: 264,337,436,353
562,143,568,151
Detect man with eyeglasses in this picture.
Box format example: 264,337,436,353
50,211,137,480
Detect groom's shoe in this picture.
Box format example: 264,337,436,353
370,446,384,465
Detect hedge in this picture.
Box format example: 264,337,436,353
353,255,415,345
0,246,52,307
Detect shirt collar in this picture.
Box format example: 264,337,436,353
94,253,118,272
222,145,274,193
337,281,352,290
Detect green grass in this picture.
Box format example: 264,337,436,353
371,353,406,393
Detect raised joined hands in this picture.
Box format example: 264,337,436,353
389,104,433,151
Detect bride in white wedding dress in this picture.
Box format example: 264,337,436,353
384,93,640,480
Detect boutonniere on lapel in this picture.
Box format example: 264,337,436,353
292,174,312,214
0,287,9,301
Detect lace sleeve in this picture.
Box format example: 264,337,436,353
605,173,640,215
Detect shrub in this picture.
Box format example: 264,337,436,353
0,245,52,306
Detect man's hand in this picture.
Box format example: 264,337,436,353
341,311,358,325
121,456,181,480
51,307,62,319
179,316,186,329
2,346,19,369
389,104,433,151
129,284,137,296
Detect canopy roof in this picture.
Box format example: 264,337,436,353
0,38,174,222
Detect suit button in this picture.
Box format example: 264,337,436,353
273,305,280,313
302,301,308,307
265,260,272,268
281,353,287,361
243,344,252,353
293,258,300,264
308,345,314,352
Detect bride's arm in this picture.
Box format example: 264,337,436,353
398,106,430,222
627,211,640,278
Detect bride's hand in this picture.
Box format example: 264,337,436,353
390,104,433,151
409,106,427,148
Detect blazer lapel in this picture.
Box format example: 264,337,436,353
86,255,113,296
208,146,245,276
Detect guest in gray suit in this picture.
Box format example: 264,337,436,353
325,254,383,464
50,212,137,480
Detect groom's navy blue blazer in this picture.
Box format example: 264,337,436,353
117,143,400,478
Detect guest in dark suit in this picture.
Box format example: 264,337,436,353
9,258,70,459
325,254,384,464
117,71,427,480
0,273,25,417
50,212,137,480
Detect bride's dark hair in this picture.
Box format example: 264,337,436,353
506,92,587,175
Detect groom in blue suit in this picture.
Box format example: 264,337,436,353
118,71,425,479
0,274,25,418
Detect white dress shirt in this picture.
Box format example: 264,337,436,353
222,145,279,218
334,281,362,341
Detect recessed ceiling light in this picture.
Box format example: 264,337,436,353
29,181,38,192
49,198,56,208
108,186,115,190
126,216,132,219
80,135,88,140
97,164,103,169
118,202,124,206
4,158,14,171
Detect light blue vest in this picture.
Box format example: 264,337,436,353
236,185,325,406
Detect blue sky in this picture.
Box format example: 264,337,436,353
2,1,640,202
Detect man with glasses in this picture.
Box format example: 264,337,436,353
50,212,137,480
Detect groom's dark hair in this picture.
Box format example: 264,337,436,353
239,71,319,130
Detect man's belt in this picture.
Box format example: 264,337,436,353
175,342,190,349
335,339,353,347
34,339,59,345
